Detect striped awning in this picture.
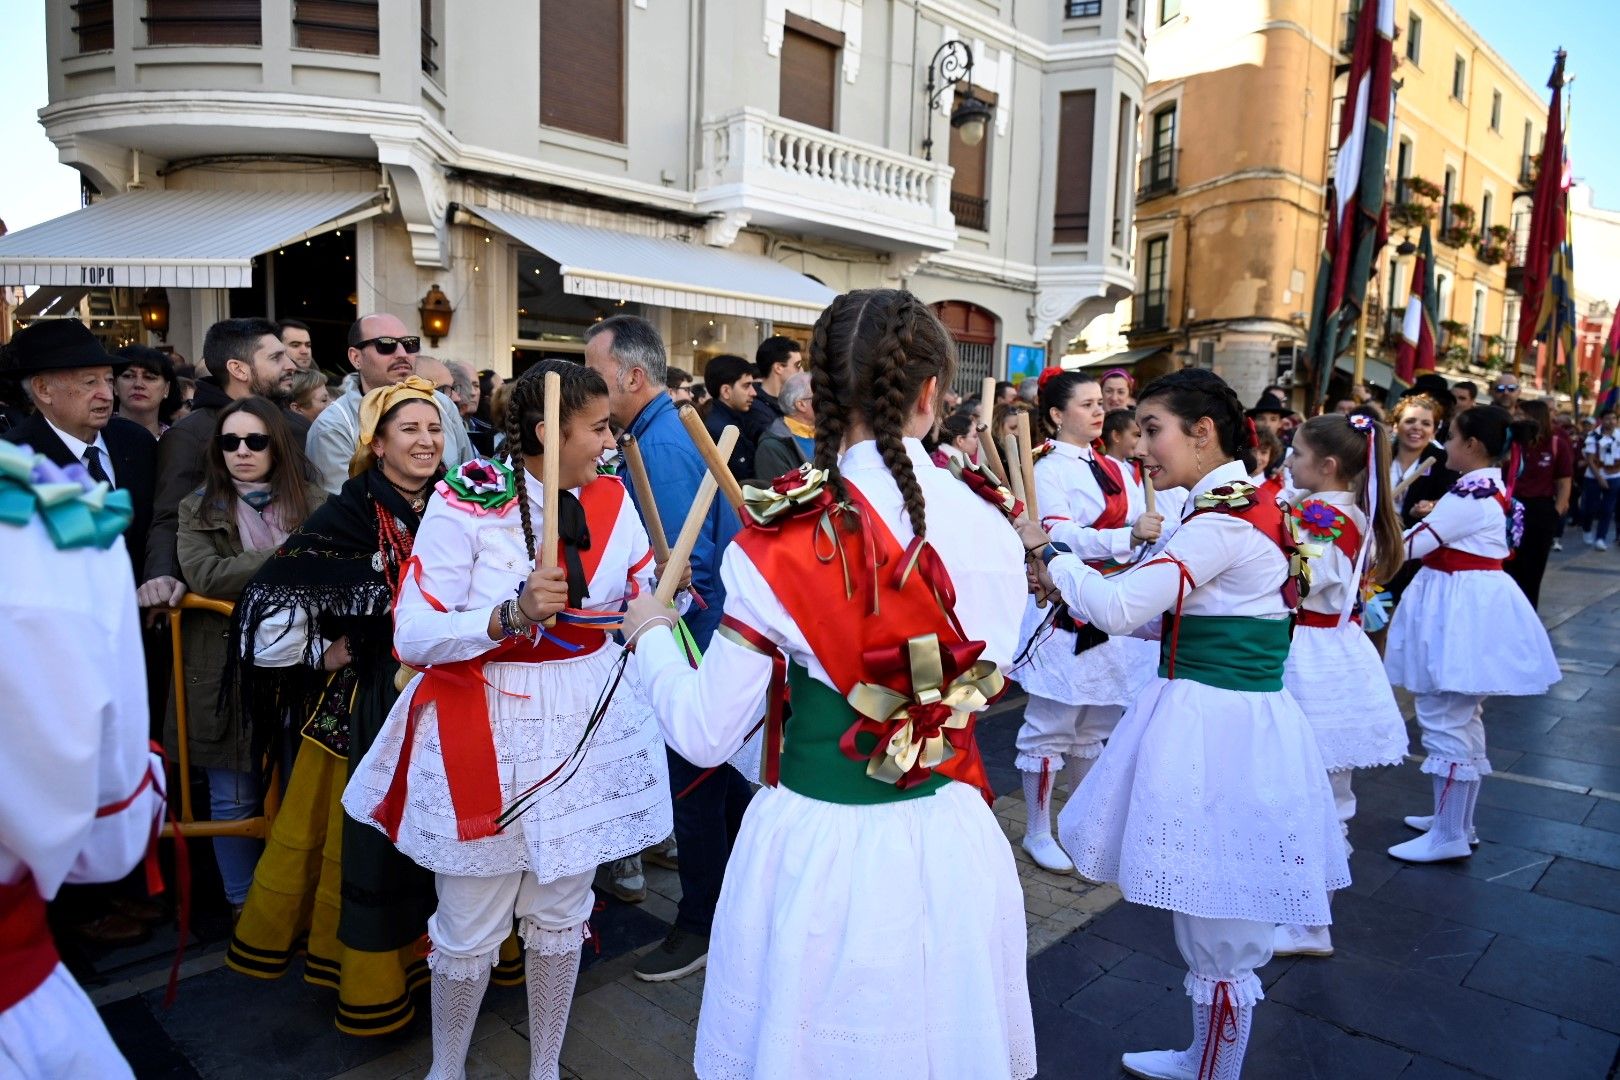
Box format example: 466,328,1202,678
468,208,837,324
0,190,383,289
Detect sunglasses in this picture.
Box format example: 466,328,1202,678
217,433,272,453
1494,383,1519,392
355,336,422,356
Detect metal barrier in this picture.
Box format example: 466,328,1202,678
161,594,281,839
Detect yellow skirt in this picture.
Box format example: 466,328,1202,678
226,741,522,1036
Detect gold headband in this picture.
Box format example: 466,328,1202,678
358,376,438,449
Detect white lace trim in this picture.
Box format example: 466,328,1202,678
1421,755,1489,781
518,918,588,956
1184,971,1264,1007
427,945,499,980
1014,752,1062,773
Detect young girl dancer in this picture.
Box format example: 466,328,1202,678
1274,413,1409,956
1013,370,1162,872
342,361,673,1079
1384,404,1560,862
622,289,1036,1078
1041,368,1348,1080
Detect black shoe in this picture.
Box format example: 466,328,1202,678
633,927,708,982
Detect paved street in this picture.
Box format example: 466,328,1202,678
97,543,1620,1079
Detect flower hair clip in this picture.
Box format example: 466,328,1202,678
1348,414,1375,434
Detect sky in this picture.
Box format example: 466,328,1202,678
0,0,1616,236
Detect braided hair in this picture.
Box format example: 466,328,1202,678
500,359,610,561
808,289,956,539
1136,367,1256,473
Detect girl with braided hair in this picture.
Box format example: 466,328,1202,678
341,360,673,1079
1027,368,1348,1080
1008,369,1163,873
622,289,1036,1078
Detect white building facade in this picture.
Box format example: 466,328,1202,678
5,0,1145,384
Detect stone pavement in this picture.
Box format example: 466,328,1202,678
100,542,1620,1078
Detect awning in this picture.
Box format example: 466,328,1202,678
0,190,383,289
1334,354,1395,389
1061,345,1167,370
12,287,89,319
468,208,838,324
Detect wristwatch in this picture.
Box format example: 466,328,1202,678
1037,541,1072,567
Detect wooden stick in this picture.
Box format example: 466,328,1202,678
977,418,1009,484
1013,410,1040,524
539,371,562,627
655,426,739,606
1391,457,1435,502
1003,434,1026,502
976,376,1010,483
1142,464,1157,516
981,376,997,417
621,435,671,563
677,405,746,514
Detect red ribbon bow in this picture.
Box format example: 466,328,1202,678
837,637,987,790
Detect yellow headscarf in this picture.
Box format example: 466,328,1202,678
350,376,440,477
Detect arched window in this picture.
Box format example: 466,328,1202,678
931,300,1000,392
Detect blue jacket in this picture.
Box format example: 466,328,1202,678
624,393,740,650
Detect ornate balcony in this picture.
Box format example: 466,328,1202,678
696,107,956,252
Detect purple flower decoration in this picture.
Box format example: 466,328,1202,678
1292,500,1345,540
1451,477,1500,499
1506,498,1526,550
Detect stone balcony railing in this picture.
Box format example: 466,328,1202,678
696,107,957,252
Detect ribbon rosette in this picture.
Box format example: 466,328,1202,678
1291,500,1345,541
440,457,516,516
0,442,133,550
1194,482,1258,512
840,634,1005,790
1450,477,1500,499
1279,512,1319,607
740,463,836,527
946,458,1024,520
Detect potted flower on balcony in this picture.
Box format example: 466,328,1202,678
1441,202,1476,248
1439,318,1469,347
1481,334,1507,371
1405,177,1443,202
1390,201,1433,229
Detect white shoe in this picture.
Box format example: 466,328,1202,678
1404,814,1479,845
1273,923,1334,958
1598,538,1610,551
1388,830,1473,863
1585,530,1597,546
1121,1050,1196,1080
1553,539,1563,551
1021,832,1075,873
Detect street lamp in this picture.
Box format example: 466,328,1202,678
419,283,454,346
137,287,170,340
922,40,995,161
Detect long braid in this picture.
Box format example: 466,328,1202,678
809,296,852,506
869,295,929,539
504,377,539,562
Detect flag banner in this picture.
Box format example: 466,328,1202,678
1600,308,1620,414
1393,224,1436,392
1515,50,1569,375
1305,0,1396,406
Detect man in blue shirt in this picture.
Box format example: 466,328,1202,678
584,315,748,983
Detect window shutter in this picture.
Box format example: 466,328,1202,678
541,0,625,142
779,18,840,131
949,91,992,230
293,0,379,54
144,0,262,45
1053,90,1095,243
73,0,114,51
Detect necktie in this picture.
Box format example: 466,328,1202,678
83,446,112,487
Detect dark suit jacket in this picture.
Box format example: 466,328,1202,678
703,400,758,484
3,413,157,581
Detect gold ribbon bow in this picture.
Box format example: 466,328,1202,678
739,464,833,526
845,634,1005,786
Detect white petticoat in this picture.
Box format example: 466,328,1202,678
1057,678,1350,927
1384,567,1561,696
1010,597,1159,707
343,643,672,882
1284,623,1409,771
695,782,1036,1080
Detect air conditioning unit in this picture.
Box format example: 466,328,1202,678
1274,344,1299,386
1197,340,1216,369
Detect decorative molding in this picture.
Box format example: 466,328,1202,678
1029,265,1135,344
765,0,864,83
375,133,450,268
703,210,752,247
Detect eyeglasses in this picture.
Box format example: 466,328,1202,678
1494,383,1519,392
354,336,422,356
217,433,272,453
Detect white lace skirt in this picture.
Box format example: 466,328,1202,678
1385,567,1561,696
695,782,1036,1080
343,644,672,882
1284,623,1409,771
1011,597,1159,707
1056,678,1350,927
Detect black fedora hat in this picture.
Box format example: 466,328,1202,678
1246,391,1293,418
2,319,122,378
1401,372,1456,412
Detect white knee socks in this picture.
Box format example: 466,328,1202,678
1020,765,1074,873
425,955,492,1080
522,921,585,1080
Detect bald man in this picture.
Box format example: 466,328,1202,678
304,313,473,494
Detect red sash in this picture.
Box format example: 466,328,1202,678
1297,609,1361,628
374,476,628,843
732,483,995,801
0,876,58,1012
1422,549,1504,573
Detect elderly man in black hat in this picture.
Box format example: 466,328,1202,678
2,320,157,581
1246,390,1293,440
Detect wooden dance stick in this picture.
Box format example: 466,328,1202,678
1003,434,1026,503
539,371,562,627
978,417,1009,484
655,426,739,606
620,435,671,564
678,405,746,515
1013,410,1040,524
1391,457,1435,502
981,376,997,416
1141,461,1157,516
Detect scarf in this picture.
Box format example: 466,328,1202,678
231,481,290,553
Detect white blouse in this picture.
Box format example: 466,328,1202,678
635,439,1027,768
1047,460,1291,636
1036,440,1135,561
1294,488,1367,617
1403,467,1510,560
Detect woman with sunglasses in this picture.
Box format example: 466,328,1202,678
304,314,473,495
167,399,323,918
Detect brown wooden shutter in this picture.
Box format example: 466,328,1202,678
541,0,625,142
144,0,262,45
1053,90,1095,243
779,16,841,131
949,90,994,230
293,0,379,54
73,0,114,51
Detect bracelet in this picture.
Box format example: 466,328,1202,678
626,615,676,650
498,598,535,641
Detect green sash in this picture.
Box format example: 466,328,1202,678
1158,614,1291,693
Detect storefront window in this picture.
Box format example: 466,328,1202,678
516,250,641,346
